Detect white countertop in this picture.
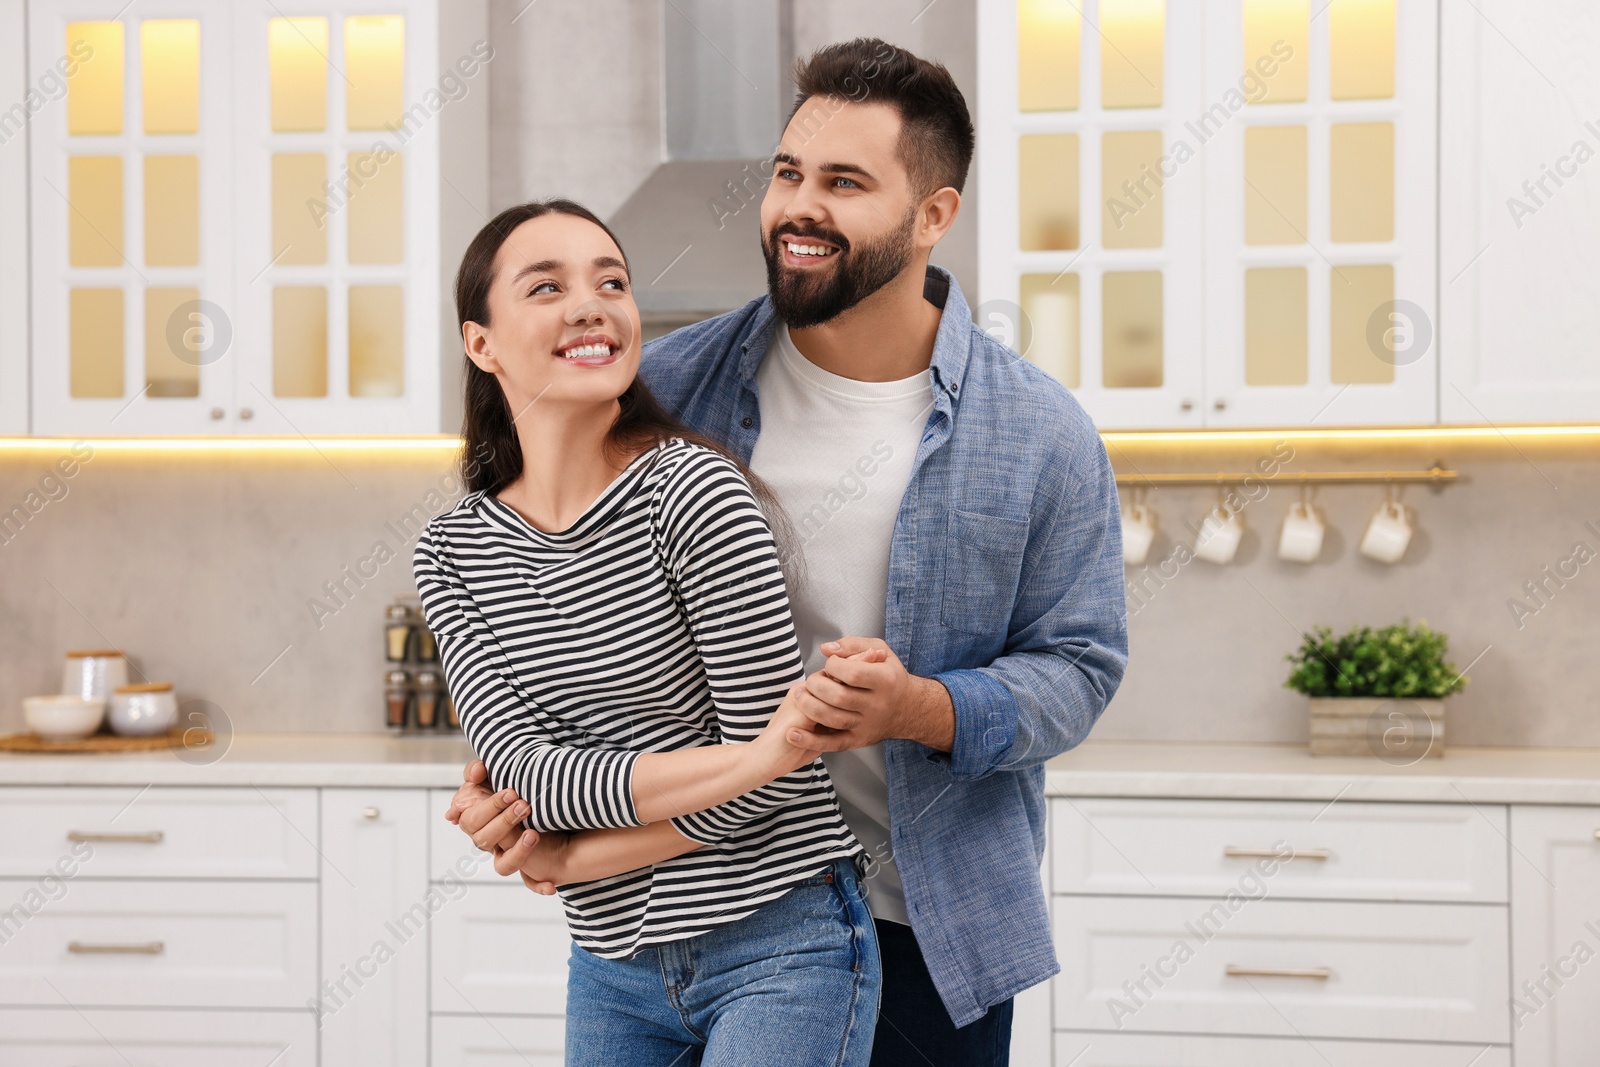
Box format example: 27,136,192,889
1044,741,1600,805
1,734,1597,804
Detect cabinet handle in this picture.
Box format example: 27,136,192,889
68,940,165,955
1593,829,1600,841
209,407,224,420
1179,398,1194,412
239,408,254,420
1226,965,1330,980
1213,398,1228,411
1224,846,1328,860
67,830,163,844
363,807,381,820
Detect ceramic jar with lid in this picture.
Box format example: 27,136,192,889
109,682,178,736
62,649,128,704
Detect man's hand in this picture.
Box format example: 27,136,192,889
789,636,956,753
445,759,559,895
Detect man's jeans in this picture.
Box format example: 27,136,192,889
563,856,882,1066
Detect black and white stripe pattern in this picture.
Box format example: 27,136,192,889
413,437,861,957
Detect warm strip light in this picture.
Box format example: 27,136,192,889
0,437,463,452
0,425,1598,454
1102,424,1600,443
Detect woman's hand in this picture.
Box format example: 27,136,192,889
494,825,571,894
751,675,851,775
446,759,559,894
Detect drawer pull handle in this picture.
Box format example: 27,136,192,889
363,807,381,820
1226,965,1330,980
1593,829,1600,841
67,831,164,844
1223,846,1329,861
68,941,165,955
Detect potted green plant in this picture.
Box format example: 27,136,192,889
1284,619,1468,760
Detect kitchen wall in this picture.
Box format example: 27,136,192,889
3,433,1598,748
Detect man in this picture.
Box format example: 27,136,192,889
446,37,1127,1065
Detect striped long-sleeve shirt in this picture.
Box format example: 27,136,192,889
412,436,861,958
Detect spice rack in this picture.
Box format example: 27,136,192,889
383,595,458,733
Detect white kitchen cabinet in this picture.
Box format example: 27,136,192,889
431,1014,565,1066
0,878,319,1008
0,0,29,434
24,0,488,436
319,788,430,1067
1049,797,1509,903
980,0,1439,429
1053,1032,1511,1067
1509,804,1600,1067
1439,0,1600,424
0,1007,317,1065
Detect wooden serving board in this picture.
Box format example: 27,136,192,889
0,727,212,753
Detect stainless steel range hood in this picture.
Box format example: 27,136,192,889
607,0,792,332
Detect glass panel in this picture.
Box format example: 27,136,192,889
70,288,123,398
1243,0,1307,103
1101,130,1163,249
66,22,124,135
1018,134,1079,251
144,156,199,266
1245,267,1307,385
1330,0,1395,100
68,156,124,267
1244,125,1307,244
141,19,199,134
273,153,327,265
1018,0,1079,111
347,151,403,264
273,286,328,397
145,287,200,397
1102,270,1163,387
1020,273,1080,388
1330,264,1395,383
269,17,329,132
1101,0,1163,109
345,15,405,130
349,285,405,398
1330,122,1393,242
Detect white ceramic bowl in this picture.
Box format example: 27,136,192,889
24,694,107,741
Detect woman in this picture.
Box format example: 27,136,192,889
412,199,881,1065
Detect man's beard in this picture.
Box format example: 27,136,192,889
763,205,918,330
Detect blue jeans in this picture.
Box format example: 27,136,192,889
564,856,881,1066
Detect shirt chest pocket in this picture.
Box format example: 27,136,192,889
939,509,1031,637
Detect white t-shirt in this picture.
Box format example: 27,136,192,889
748,323,934,926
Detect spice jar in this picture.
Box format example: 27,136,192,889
384,600,414,662
416,624,437,662
384,668,411,729
413,668,442,728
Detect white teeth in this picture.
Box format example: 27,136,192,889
562,343,612,359
786,241,833,257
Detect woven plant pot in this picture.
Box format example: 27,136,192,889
1308,697,1445,761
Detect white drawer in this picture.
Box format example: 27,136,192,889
1051,798,1508,903
432,883,570,1016
1053,896,1509,1044
1054,1031,1510,1066
430,787,511,884
0,879,318,1008
0,786,319,880
0,1007,315,1065
432,1013,564,1065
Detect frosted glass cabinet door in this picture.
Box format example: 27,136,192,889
1440,0,1600,424
0,0,28,433
27,0,237,435
1200,0,1438,427
979,0,1207,430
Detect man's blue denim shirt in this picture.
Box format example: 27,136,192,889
637,264,1129,1027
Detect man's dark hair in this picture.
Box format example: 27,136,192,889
787,37,975,199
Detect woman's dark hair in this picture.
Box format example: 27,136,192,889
453,198,805,590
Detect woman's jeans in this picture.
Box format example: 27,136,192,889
564,855,881,1066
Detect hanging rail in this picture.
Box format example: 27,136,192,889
1114,463,1458,488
